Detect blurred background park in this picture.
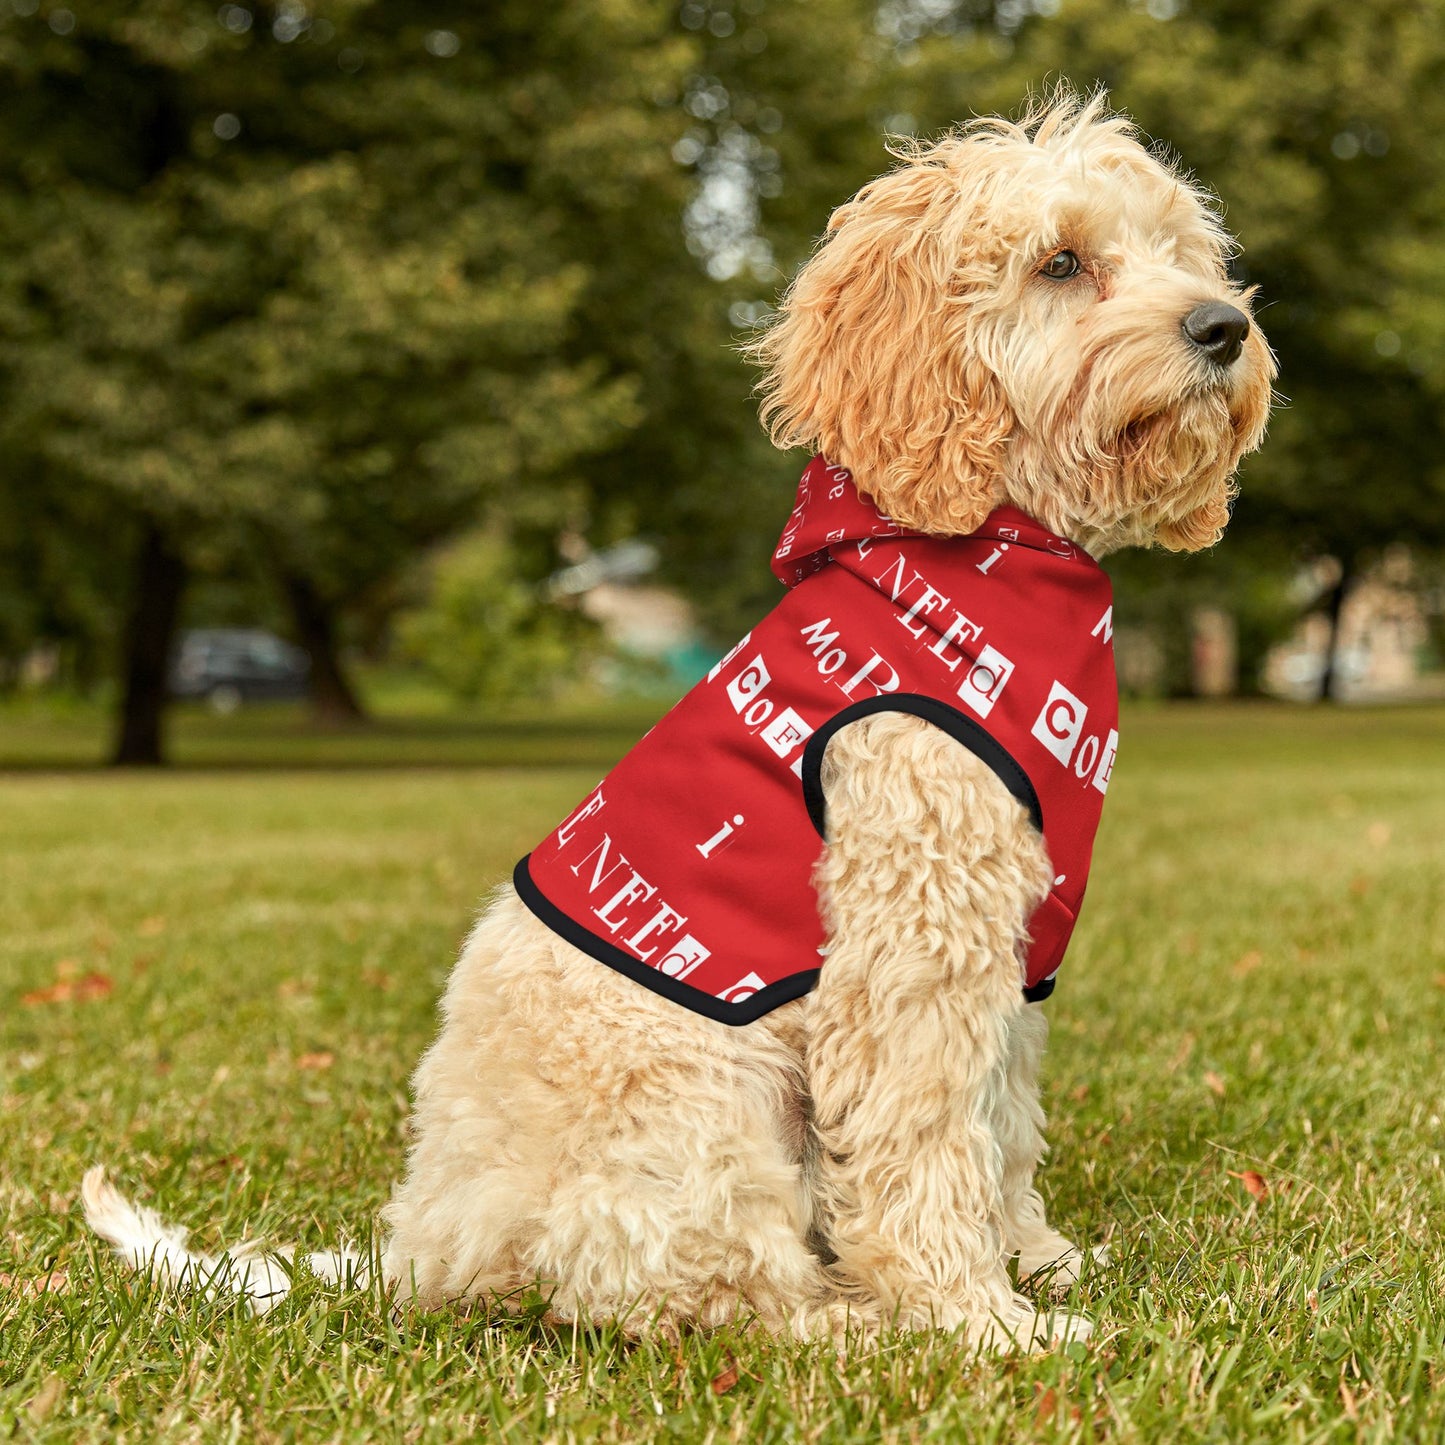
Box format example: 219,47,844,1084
2,0,1445,767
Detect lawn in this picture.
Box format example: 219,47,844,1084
2,701,1443,1442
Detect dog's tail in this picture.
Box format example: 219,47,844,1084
81,1165,368,1315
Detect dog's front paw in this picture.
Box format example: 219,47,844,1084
1031,1307,1093,1349
1018,1240,1110,1293
973,1295,1093,1353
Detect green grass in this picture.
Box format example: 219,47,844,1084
0,686,665,771
2,701,1443,1442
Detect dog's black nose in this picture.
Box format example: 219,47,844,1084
1182,302,1250,367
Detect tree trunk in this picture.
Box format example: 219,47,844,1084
1317,556,1355,703
281,571,366,725
112,524,187,766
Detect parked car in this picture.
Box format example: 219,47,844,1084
169,629,310,712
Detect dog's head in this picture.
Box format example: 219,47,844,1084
750,90,1275,554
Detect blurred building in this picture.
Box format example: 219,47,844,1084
548,541,715,688
1262,548,1441,701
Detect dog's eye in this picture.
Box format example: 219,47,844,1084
1040,250,1081,280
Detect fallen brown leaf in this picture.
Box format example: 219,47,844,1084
1070,1083,1090,1102
711,1358,740,1396
1204,1070,1227,1098
1228,1169,1268,1201
0,1268,70,1299
21,983,68,1006
295,1051,334,1071
1167,1033,1196,1073
1339,1379,1358,1420
1034,1386,1058,1425
21,972,113,1007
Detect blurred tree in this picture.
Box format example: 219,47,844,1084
0,451,129,694
0,0,914,752
570,0,895,639
0,0,694,758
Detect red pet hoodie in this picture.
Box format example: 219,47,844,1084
516,457,1119,1025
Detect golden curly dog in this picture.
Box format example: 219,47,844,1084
85,91,1274,1351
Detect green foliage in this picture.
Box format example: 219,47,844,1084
0,460,131,688
395,533,597,704
2,702,1444,1438
573,0,892,640
0,0,707,682
0,0,897,683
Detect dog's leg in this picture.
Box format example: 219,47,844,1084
993,1006,1099,1290
383,895,831,1337
804,713,1090,1350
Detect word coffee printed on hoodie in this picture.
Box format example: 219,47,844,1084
515,456,1119,1026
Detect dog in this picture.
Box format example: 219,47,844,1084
85,90,1273,1351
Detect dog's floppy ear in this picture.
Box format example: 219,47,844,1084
749,149,1012,536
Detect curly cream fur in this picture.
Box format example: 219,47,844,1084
85,89,1271,1354
748,90,1273,553
381,897,828,1334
